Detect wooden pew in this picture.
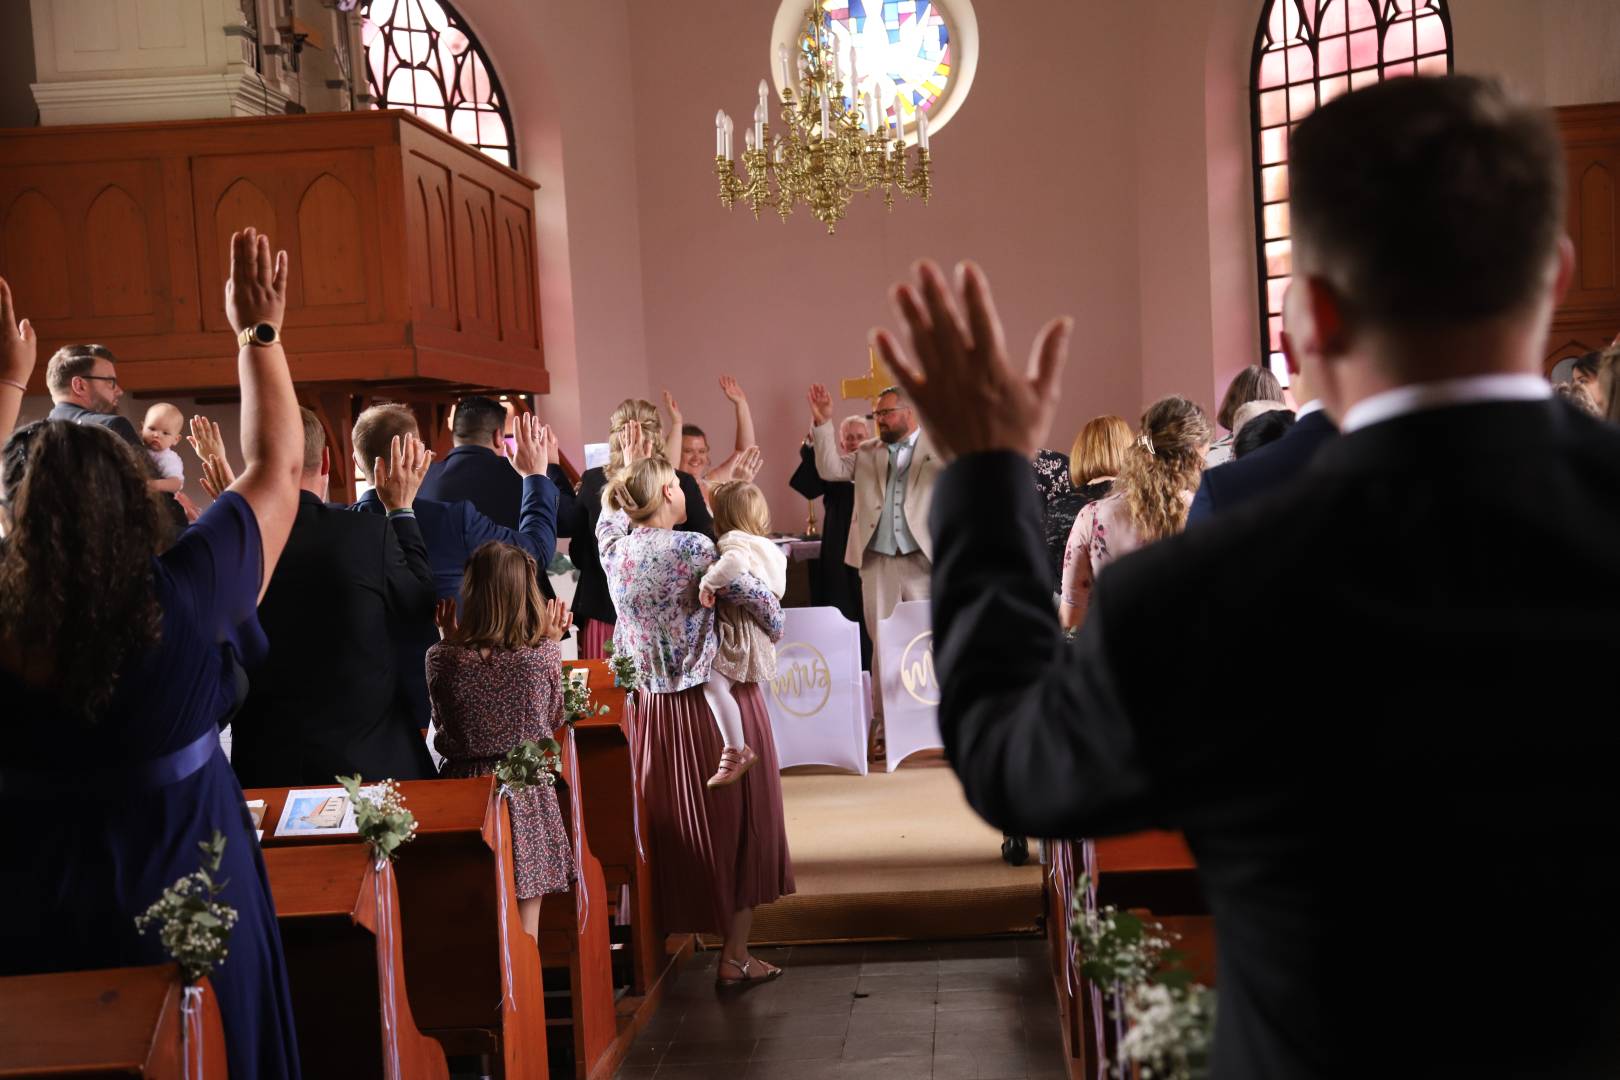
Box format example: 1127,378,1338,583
538,725,617,1079
249,778,549,1080
261,843,449,1080
1047,831,1211,1080
0,964,227,1078
568,660,663,995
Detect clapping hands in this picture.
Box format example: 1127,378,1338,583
543,598,574,642
434,597,459,640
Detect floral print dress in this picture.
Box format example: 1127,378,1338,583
595,510,784,694
427,642,575,898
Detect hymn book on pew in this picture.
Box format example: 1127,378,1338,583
273,788,362,838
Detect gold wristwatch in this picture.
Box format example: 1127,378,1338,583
237,322,280,348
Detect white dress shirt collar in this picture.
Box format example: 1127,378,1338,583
1339,374,1550,435
1297,398,1325,419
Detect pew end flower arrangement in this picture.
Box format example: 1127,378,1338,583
494,738,564,793
1073,875,1215,1080
135,830,238,983
603,641,641,691
338,775,418,864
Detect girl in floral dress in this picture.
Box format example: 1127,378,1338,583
1060,397,1212,630
427,541,575,939
597,441,794,988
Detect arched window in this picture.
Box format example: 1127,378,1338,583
360,0,516,168
772,0,979,140
1250,0,1452,380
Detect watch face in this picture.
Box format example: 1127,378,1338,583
253,323,277,344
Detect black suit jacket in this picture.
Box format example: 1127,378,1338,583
48,401,188,541
562,466,714,625
1187,409,1338,523
790,442,871,666
231,492,437,788
930,400,1620,1079
419,443,576,534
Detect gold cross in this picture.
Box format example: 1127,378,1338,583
839,346,894,404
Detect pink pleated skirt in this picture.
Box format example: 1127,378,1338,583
633,682,796,934
579,618,613,660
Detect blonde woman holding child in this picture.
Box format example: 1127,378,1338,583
427,541,576,940
698,481,787,787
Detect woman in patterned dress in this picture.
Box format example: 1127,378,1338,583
1060,397,1212,630
427,541,575,939
596,428,794,987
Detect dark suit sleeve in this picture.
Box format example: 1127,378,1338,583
547,465,576,529
677,471,715,539
789,442,826,501
1187,471,1216,525
929,451,1160,839
99,413,144,448
464,475,559,567
382,512,436,618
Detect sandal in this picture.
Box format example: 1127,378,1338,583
715,955,783,988
706,746,758,788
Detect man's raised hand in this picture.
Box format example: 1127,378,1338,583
808,383,833,426
509,413,547,477
871,260,1072,460
375,433,432,511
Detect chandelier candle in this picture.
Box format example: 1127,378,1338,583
713,0,933,235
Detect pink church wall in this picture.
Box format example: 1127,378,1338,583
624,1,1146,520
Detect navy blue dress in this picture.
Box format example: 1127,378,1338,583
0,492,301,1079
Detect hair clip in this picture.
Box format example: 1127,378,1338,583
1136,432,1156,456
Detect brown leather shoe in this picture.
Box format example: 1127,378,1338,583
706,745,758,788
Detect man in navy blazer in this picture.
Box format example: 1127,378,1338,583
419,394,575,530
1186,365,1337,524
349,404,561,731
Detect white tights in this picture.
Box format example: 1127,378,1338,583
702,671,747,750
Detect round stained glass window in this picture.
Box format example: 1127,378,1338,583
771,0,978,142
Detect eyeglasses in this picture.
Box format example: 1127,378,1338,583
872,407,908,419
78,374,120,386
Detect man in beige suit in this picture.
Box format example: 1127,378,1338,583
808,382,940,758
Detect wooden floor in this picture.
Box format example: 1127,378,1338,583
610,937,1067,1079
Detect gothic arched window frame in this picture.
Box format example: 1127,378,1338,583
359,0,518,169
1248,0,1454,382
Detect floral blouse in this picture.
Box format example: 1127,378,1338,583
1060,492,1153,626
596,510,785,694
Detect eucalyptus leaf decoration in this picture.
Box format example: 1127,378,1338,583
603,641,642,691
338,775,418,863
560,664,612,726
494,738,564,793
134,831,239,984
1071,874,1215,1080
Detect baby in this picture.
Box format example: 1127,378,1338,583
698,481,787,788
141,403,186,495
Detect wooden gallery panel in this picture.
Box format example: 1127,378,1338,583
1549,102,1620,366
496,194,540,350
403,151,458,330
191,150,384,333
452,172,500,340
0,159,173,338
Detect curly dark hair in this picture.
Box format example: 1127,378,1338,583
0,421,164,723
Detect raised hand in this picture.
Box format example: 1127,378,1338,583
543,598,574,642
808,383,833,426
434,597,459,640
720,374,746,404
618,419,653,465
538,422,558,473
509,413,547,477
871,260,1072,461
730,445,763,483
225,227,288,335
0,276,38,392
374,433,433,511
200,453,235,499
186,414,227,466
662,389,682,423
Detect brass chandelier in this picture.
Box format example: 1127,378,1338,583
714,1,933,235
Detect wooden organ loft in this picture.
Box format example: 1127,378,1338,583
0,110,549,503
1548,102,1620,369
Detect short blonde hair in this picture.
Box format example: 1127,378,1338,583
1069,415,1131,487
603,456,677,525
710,481,770,537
